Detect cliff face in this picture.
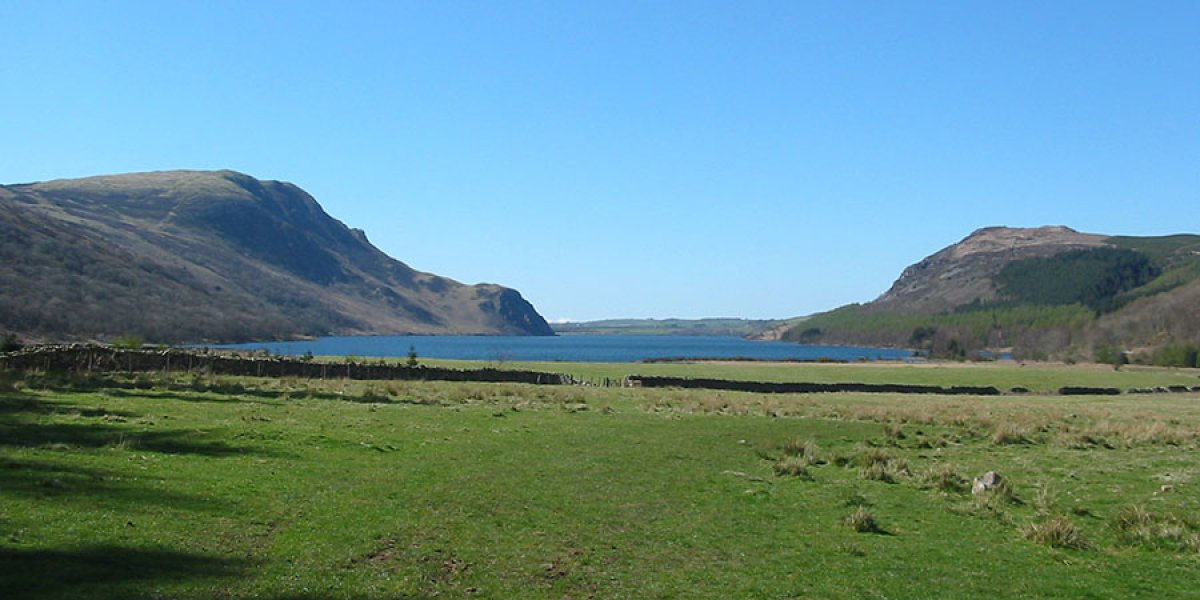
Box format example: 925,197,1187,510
0,170,553,343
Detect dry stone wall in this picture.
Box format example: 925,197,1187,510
0,345,575,385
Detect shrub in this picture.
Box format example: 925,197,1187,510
1152,344,1200,368
0,333,22,353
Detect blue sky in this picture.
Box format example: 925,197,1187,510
3,1,1197,322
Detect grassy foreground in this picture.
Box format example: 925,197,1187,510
2,364,1199,599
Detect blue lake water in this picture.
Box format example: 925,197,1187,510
213,335,913,363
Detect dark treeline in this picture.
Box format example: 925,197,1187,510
994,247,1160,312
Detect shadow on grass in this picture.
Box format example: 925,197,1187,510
98,387,256,404
0,390,283,513
0,545,247,600
8,371,285,403
0,390,285,458
267,592,441,597
0,418,273,457
6,370,429,407
0,457,235,513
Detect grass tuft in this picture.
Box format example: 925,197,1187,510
845,507,885,534
1113,505,1200,552
1022,516,1091,550
1033,482,1058,515
919,463,968,493
773,456,813,479
856,449,910,483
1113,504,1154,532
991,423,1032,445
882,423,906,443
857,447,892,469
779,437,824,463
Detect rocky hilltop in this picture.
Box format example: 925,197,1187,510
0,170,553,343
777,226,1200,363
872,226,1108,314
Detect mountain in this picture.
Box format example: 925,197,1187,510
870,226,1109,314
0,170,553,343
775,226,1200,364
551,317,799,337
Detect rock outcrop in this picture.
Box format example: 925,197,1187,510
872,226,1107,314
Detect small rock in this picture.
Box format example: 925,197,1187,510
1160,484,1174,494
972,471,1002,495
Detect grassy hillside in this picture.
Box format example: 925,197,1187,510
0,170,553,344
3,366,1200,598
780,230,1200,363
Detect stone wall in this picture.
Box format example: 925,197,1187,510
0,345,574,385
625,375,1001,395
627,375,1200,396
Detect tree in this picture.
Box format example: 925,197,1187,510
0,333,22,353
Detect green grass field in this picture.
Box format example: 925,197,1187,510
418,357,1200,393
2,364,1199,598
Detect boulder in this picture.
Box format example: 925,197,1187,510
972,471,1003,495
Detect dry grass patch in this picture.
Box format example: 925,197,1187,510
641,388,1200,451
845,507,886,534
991,422,1034,445
918,463,968,494
773,456,813,479
856,448,911,483
1113,505,1200,553
773,437,823,478
1022,516,1091,550
781,437,824,462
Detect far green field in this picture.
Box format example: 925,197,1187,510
2,363,1199,598
414,357,1200,394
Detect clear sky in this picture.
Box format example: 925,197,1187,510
2,1,1197,322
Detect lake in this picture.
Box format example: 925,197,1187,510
213,335,913,363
